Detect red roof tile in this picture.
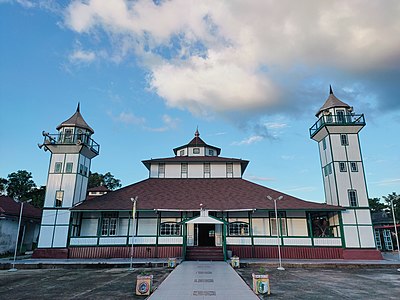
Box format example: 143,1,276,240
0,196,42,219
72,178,343,211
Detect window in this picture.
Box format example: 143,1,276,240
337,110,346,123
326,114,333,123
55,190,64,207
84,166,88,176
322,138,326,150
193,148,200,154
309,212,336,237
350,162,358,172
348,189,358,207
208,149,214,156
158,163,165,178
101,212,118,236
339,162,347,172
64,129,73,143
324,164,332,176
181,163,188,178
226,163,233,177
160,222,181,236
65,162,73,173
229,222,249,236
340,134,348,146
269,212,287,236
179,150,185,156
54,162,62,173
204,163,210,178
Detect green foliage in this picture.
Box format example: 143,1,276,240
382,192,400,221
6,170,36,200
88,172,121,190
24,185,46,208
368,197,387,213
0,177,7,195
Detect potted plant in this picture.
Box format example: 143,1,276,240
136,270,153,296
252,267,270,295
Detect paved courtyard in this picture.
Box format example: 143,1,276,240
0,264,399,299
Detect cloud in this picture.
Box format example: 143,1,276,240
232,135,263,146
371,178,400,187
145,114,180,132
69,49,96,64
108,111,146,125
62,0,400,119
284,186,317,193
246,175,275,182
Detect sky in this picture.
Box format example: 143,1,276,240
0,0,399,203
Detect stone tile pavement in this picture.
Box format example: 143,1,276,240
148,261,259,300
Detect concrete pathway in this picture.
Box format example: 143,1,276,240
148,261,258,300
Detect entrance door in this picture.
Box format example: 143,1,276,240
196,224,215,246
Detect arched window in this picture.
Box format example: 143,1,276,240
228,222,249,236
160,222,181,236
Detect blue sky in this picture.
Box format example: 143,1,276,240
1,0,399,203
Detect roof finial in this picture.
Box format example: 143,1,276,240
195,126,199,137
76,102,80,113
329,85,333,95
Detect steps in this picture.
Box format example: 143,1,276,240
185,246,224,261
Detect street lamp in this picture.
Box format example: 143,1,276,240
9,199,32,272
129,196,138,271
267,195,284,271
390,197,400,272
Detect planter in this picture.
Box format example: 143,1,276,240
136,275,153,296
252,273,270,295
168,257,177,268
230,256,240,268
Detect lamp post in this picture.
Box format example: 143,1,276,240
9,199,32,272
129,196,138,271
267,195,284,271
390,197,400,272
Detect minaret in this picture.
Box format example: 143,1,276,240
36,104,99,252
310,87,376,249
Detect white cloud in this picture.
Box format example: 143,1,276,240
109,111,146,125
145,114,180,132
246,175,275,182
372,178,400,187
69,49,96,64
232,135,263,146
63,0,400,117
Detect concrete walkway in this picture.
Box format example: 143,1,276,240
148,261,258,300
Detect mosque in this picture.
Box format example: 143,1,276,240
33,88,382,260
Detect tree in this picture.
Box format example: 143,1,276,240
88,172,121,190
0,177,7,195
24,186,46,208
368,197,387,213
6,170,36,200
383,192,400,221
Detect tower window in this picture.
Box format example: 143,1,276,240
54,162,62,173
208,149,214,156
65,162,73,173
322,138,326,150
348,189,358,207
204,163,210,178
193,148,200,154
55,190,64,207
226,163,233,177
340,134,348,146
350,162,358,172
339,162,347,172
79,164,84,174
324,164,332,176
158,163,165,178
179,150,185,156
181,163,188,178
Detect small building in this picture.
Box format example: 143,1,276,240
372,211,399,251
0,196,42,255
34,89,382,260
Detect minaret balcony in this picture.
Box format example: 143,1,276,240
309,114,365,140
42,133,100,154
